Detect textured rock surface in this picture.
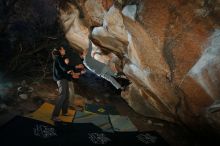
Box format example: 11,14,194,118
59,2,90,51
59,0,220,132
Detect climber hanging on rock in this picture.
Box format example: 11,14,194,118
83,39,126,91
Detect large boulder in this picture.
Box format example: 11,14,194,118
59,0,220,132
59,2,90,51
92,5,128,53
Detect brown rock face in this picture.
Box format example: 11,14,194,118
59,0,220,132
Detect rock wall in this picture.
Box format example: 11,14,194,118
59,0,220,131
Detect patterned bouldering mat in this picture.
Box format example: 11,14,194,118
73,111,113,132
109,115,138,132
85,104,119,115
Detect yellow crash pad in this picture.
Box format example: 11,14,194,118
25,102,75,125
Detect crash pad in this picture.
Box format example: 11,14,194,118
109,115,138,132
85,103,119,115
73,111,113,132
0,116,169,146
0,116,59,146
56,123,169,145
25,102,75,125
111,131,169,146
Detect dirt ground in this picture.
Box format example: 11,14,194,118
0,70,205,146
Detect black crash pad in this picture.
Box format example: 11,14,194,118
0,116,169,146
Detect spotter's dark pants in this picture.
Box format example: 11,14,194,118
52,79,69,118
